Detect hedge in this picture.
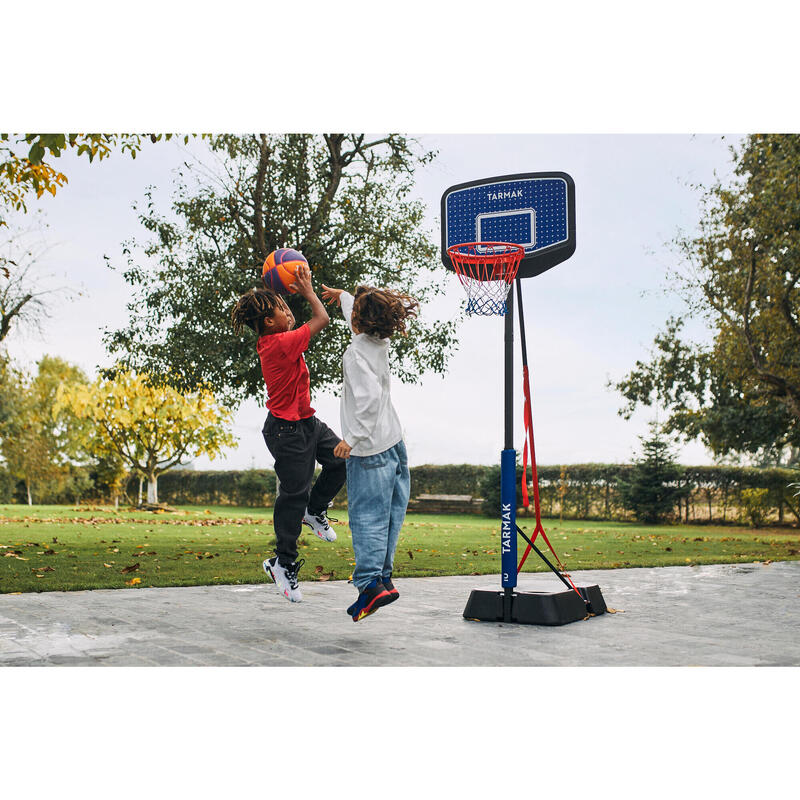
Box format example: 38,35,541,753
1,463,798,526
481,463,800,525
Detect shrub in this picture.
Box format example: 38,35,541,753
740,488,770,528
617,426,689,524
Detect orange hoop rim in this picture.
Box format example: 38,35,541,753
447,242,525,316
447,241,525,282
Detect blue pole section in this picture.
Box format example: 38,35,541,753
500,448,517,588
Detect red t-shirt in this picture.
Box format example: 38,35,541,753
256,325,315,420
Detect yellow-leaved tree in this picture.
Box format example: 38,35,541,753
56,370,236,506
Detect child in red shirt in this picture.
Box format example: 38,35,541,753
232,265,346,602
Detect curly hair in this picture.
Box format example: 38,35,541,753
231,287,281,337
352,286,419,339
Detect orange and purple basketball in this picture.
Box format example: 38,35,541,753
262,248,308,295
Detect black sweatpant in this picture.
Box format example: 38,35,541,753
262,413,347,566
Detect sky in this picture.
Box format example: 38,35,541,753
4,133,741,470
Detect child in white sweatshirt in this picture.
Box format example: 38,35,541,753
321,283,419,622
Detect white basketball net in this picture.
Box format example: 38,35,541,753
448,242,525,316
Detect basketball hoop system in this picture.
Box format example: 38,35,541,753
447,242,524,316
442,172,606,626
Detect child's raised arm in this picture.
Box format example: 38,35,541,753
322,284,357,334
292,265,329,336
321,285,344,306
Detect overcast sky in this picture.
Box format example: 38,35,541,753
3,134,743,470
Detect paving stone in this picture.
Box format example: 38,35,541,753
1,561,799,665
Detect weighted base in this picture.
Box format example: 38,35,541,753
463,584,606,626
577,584,607,615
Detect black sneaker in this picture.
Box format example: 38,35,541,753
382,576,399,604
347,578,392,622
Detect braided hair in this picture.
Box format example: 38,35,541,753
352,286,419,339
231,287,281,337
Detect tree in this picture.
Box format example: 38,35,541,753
0,356,88,504
0,134,194,226
618,424,688,524
55,370,236,505
614,135,800,464
104,134,459,407
1,222,72,343
89,452,129,510
0,351,13,430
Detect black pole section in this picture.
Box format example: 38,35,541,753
515,278,528,367
516,525,578,596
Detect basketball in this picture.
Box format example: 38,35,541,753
262,248,308,295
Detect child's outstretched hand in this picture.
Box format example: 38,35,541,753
334,439,352,459
291,264,315,298
321,284,344,306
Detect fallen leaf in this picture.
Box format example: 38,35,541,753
103,563,113,568
125,577,142,586
121,563,140,574
408,550,413,559
605,607,625,614
31,566,55,573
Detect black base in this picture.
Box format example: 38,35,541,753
463,584,606,626
577,584,607,615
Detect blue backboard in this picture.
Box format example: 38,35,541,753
441,172,576,279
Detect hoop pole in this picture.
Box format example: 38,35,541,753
504,286,514,451
501,289,516,623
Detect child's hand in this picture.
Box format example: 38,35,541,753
334,439,352,459
321,285,344,306
291,264,315,298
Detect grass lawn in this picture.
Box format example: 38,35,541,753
1,504,799,594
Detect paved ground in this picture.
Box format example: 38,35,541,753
1,560,798,666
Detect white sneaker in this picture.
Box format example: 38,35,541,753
302,509,337,542
263,557,304,602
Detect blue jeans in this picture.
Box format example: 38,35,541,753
347,440,410,592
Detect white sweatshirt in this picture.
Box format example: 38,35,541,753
339,291,403,457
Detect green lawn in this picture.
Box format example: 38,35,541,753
1,504,799,594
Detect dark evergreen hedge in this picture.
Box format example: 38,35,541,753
481,463,799,524
1,463,797,525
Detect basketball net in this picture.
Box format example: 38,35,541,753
447,242,525,316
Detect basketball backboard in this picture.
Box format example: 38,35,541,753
440,172,576,279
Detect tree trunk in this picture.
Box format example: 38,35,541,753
26,482,32,506
146,473,158,505
138,477,143,506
